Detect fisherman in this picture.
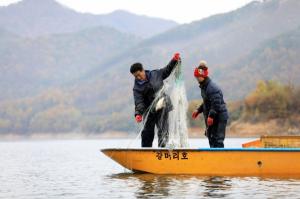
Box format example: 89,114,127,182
130,53,181,147
191,61,229,148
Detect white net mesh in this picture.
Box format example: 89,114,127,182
166,61,189,148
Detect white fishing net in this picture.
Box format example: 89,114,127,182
166,61,189,148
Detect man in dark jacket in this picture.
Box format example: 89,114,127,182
191,61,229,148
130,53,180,147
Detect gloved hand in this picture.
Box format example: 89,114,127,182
172,52,180,61
135,115,142,123
207,117,214,126
192,110,200,119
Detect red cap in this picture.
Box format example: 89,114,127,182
194,68,208,78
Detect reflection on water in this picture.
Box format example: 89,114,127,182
1,139,300,199
106,173,300,199
109,173,174,198
108,173,233,198
203,177,232,198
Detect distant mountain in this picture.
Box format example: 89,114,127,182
223,26,300,97
63,0,300,132
1,0,300,134
0,0,178,38
96,0,300,100
0,26,140,100
95,10,178,38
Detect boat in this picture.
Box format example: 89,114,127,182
101,148,300,176
242,136,300,148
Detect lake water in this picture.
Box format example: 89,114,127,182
0,138,300,199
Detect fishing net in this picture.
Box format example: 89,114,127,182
167,61,189,148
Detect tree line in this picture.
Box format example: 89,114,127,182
0,80,299,134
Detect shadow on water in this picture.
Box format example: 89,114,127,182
107,173,233,198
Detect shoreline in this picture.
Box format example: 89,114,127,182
0,131,264,141
1,119,299,141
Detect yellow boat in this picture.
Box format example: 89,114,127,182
101,148,300,176
243,136,300,148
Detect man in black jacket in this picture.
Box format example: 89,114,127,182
130,53,180,147
191,61,229,148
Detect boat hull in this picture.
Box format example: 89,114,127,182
101,148,300,176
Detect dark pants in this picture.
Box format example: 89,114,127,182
206,119,227,148
141,109,169,147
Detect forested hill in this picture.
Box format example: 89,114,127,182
1,0,300,135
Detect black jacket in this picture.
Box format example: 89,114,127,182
133,59,178,116
197,77,229,121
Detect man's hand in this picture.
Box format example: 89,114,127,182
192,110,200,119
135,115,142,123
172,52,180,61
207,117,214,126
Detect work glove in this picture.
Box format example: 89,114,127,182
135,115,142,123
192,110,200,119
207,117,214,126
172,52,180,61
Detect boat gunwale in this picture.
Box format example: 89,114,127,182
101,148,300,152
261,135,300,139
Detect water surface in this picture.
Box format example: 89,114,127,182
0,138,299,198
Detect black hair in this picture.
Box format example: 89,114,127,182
198,65,208,70
130,63,143,74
